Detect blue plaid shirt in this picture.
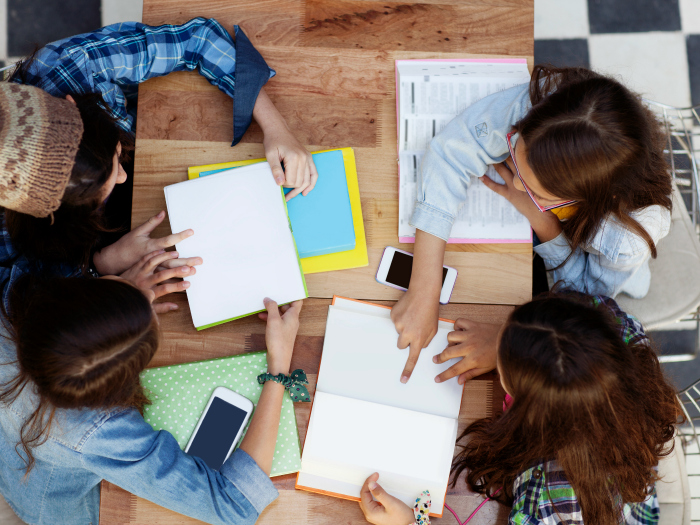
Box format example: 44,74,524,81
11,17,275,140
0,18,275,309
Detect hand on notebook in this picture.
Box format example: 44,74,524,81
258,298,303,375
392,289,439,384
432,319,502,384
264,131,318,202
118,249,196,313
360,473,414,525
253,88,318,201
391,231,445,384
93,211,196,275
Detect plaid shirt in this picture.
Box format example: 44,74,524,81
10,17,275,138
509,296,658,525
511,461,658,525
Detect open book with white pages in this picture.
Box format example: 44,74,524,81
164,162,307,330
295,296,465,517
396,59,533,243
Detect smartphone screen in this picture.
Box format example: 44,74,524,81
187,397,248,471
385,251,447,289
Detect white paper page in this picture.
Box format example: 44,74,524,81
396,61,532,241
332,296,455,332
164,163,306,328
299,391,457,512
316,306,463,419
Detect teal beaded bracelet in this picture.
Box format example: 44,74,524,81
257,369,311,402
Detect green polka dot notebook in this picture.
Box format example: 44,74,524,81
140,351,302,477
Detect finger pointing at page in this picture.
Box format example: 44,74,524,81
400,342,421,384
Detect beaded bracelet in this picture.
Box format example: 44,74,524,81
257,369,311,402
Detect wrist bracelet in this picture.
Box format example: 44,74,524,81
257,369,311,402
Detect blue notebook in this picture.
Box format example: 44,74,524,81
199,150,356,258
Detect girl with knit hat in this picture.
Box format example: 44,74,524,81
0,18,317,308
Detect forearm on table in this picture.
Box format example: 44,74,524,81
238,380,286,475
252,88,288,134
409,229,448,297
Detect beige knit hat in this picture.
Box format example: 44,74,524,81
0,83,83,218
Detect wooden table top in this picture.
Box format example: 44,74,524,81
100,0,534,523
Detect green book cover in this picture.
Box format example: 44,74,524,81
141,351,302,477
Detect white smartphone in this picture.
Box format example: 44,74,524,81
185,387,254,471
376,246,457,304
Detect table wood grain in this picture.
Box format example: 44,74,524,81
102,0,534,522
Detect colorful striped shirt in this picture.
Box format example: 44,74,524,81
511,461,658,525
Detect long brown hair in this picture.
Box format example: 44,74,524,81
517,65,672,257
0,276,159,473
451,294,680,525
3,53,133,272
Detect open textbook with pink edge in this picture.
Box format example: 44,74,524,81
395,58,533,244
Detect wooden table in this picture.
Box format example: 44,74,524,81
99,0,533,523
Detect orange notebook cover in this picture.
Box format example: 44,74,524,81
295,296,463,518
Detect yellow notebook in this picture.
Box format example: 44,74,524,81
188,148,368,274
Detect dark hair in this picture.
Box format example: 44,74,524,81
517,65,672,258
451,294,680,525
3,54,133,272
0,276,158,473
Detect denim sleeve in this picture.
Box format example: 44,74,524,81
533,232,646,297
534,206,671,298
79,408,278,525
411,83,532,240
534,229,659,299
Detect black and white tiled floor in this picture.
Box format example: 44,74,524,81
3,0,142,63
535,0,700,107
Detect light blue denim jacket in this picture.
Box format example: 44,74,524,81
0,325,278,525
412,83,671,299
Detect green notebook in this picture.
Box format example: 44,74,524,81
141,351,302,477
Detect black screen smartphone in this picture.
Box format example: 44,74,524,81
385,250,447,289
186,398,249,471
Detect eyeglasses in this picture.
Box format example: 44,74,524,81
505,132,577,213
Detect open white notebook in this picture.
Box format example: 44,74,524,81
296,297,464,516
164,162,307,330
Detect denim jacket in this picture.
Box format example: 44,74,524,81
0,324,278,525
412,83,671,299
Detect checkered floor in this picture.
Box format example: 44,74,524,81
2,0,142,64
535,0,700,108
